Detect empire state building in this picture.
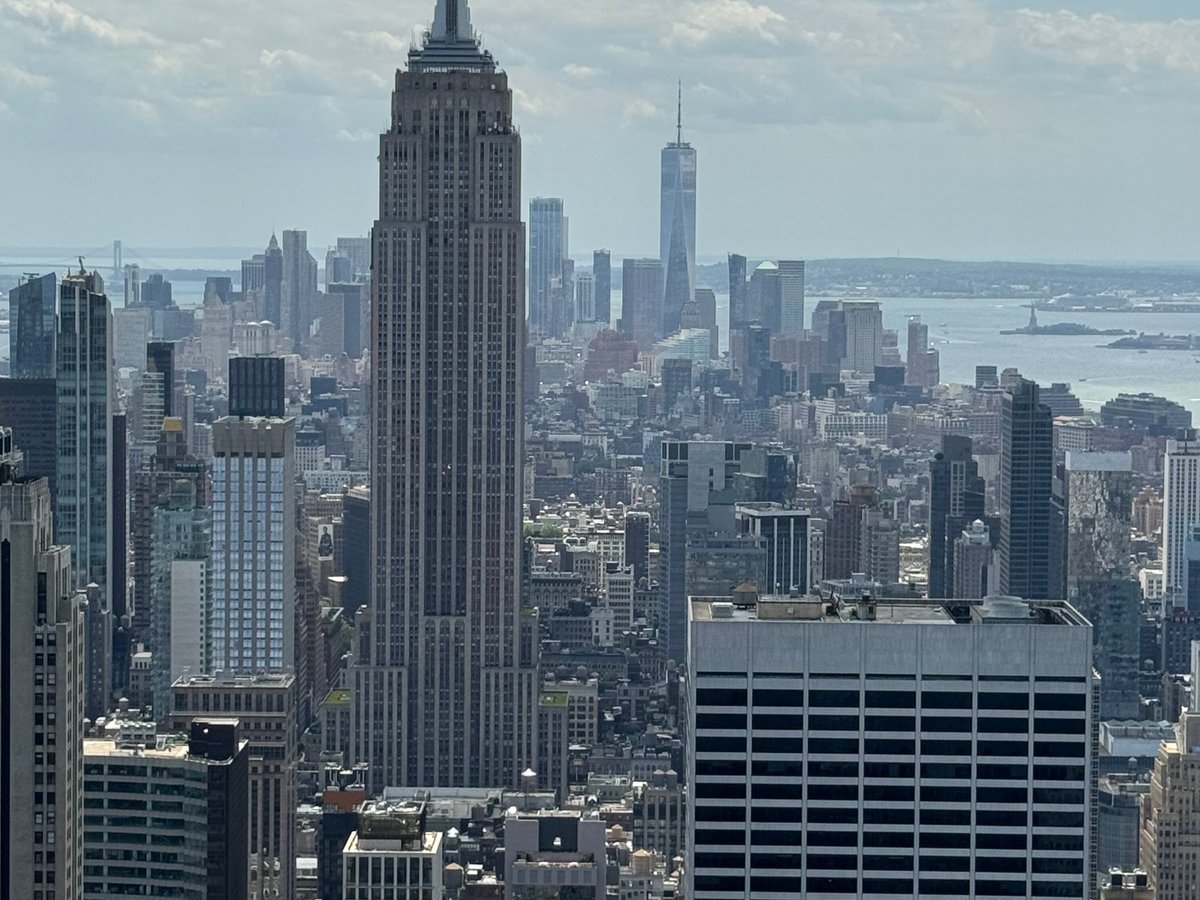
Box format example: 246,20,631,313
352,0,537,790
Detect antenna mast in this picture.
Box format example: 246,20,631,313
676,80,682,144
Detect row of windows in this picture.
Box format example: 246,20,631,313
698,734,1087,759
697,687,1086,711
696,852,1081,874
694,823,1084,853
699,711,1085,733
695,875,1084,896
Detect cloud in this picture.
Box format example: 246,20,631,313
2,0,1200,258
4,0,159,46
0,60,50,89
666,0,787,50
562,63,598,79
1012,10,1200,77
623,98,658,124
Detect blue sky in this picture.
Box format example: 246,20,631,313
1,0,1197,263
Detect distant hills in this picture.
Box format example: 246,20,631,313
693,257,1200,299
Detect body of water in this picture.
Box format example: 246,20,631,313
872,297,1200,418
4,263,1199,418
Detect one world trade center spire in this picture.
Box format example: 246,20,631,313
660,82,697,338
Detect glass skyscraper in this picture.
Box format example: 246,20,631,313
210,416,295,674
660,89,697,338
8,272,56,379
56,267,114,720
529,196,568,339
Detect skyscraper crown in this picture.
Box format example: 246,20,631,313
411,0,495,72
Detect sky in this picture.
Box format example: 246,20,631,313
1,0,1198,263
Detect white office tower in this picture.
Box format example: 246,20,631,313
687,593,1096,900
1162,429,1200,609
0,429,86,899
210,416,296,674
343,799,444,899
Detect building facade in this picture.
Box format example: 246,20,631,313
168,673,298,900
352,0,537,791
660,94,697,339
343,800,443,900
529,196,568,339
928,435,986,599
593,249,612,327
622,258,665,350
1163,430,1200,607
56,268,114,720
1000,378,1054,599
687,593,1097,900
0,438,86,900
82,720,249,900
210,416,296,674
9,272,57,379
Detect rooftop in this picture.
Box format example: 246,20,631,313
173,672,296,688
84,735,192,760
690,594,1090,628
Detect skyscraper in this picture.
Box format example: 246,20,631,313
1141,649,1200,900
263,234,284,328
906,316,931,387
621,258,665,349
281,229,317,351
659,440,757,663
687,593,1096,900
352,0,537,791
82,720,249,900
1000,377,1054,599
841,300,884,372
529,197,568,339
660,85,697,337
0,376,58,491
0,430,86,900
56,267,114,720
123,263,141,307
1163,430,1200,608
593,249,612,327
728,253,748,330
229,356,286,418
9,272,56,379
776,259,805,336
928,435,986,599
146,340,175,418
210,416,296,675
574,271,595,323
141,272,173,310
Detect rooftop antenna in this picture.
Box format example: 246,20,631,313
676,80,682,145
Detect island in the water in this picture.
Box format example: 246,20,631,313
1001,307,1135,337
1105,333,1200,351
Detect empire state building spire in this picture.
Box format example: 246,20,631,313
412,0,492,70
432,0,472,42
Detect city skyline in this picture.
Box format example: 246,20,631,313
1,1,1199,261
4,0,1200,896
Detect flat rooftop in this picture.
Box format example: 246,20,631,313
690,595,1090,628
84,737,191,760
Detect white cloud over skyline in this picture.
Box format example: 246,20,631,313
0,0,1197,261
